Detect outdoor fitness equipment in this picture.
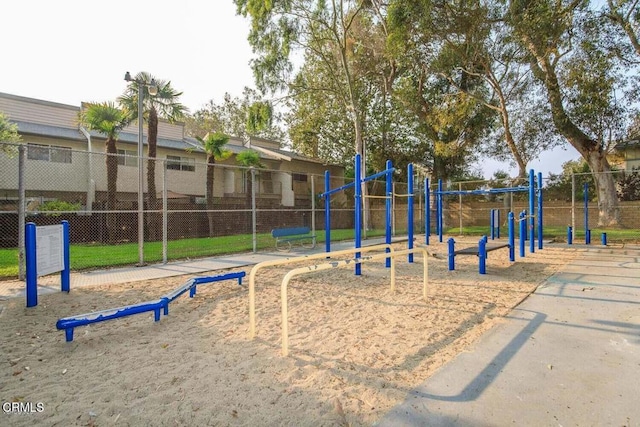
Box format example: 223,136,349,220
321,154,416,275
426,170,544,254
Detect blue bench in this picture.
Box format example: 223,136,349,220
56,271,246,342
271,226,316,251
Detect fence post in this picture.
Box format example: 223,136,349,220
251,167,257,253
408,163,414,263
18,144,26,280
519,211,526,258
311,174,316,238
162,160,168,264
392,182,396,236
571,173,576,244
425,178,430,245
458,182,463,235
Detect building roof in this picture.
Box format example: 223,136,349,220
13,121,85,142
615,139,640,150
3,91,335,166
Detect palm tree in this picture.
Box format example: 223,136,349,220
78,102,130,242
195,132,232,237
236,150,264,208
119,72,187,239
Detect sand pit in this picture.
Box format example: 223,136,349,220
0,238,578,426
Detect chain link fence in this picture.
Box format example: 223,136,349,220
3,140,639,279
435,171,640,244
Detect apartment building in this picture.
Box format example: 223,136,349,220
0,92,344,209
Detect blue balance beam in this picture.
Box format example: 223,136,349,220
56,299,166,342
56,271,246,342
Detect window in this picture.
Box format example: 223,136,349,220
292,173,308,182
166,155,195,172
117,149,138,167
27,143,72,163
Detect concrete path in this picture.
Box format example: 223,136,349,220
0,238,381,299
376,244,640,426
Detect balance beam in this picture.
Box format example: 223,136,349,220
56,271,246,342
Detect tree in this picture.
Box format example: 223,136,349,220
195,132,232,237
386,1,496,184
507,0,624,226
236,150,264,208
119,72,187,239
185,88,284,141
543,159,594,202
235,0,375,177
0,111,21,153
603,0,640,61
78,102,130,242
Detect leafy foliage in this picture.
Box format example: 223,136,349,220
0,111,21,144
617,167,640,201
185,88,284,141
236,149,264,168
38,200,82,216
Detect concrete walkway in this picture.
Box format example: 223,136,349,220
376,244,640,426
0,238,377,299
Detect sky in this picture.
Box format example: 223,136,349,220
1,0,579,179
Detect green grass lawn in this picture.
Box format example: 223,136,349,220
2,225,635,279
0,228,387,279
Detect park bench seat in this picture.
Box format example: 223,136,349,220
271,227,316,251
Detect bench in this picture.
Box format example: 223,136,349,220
56,271,246,342
448,236,514,274
271,227,316,252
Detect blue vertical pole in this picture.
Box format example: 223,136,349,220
567,226,573,245
438,179,443,242
354,154,362,276
425,178,430,245
529,169,535,253
538,172,543,250
519,211,526,258
496,210,500,239
408,164,414,263
584,182,590,244
61,220,70,293
324,171,331,254
25,222,37,308
479,237,487,274
385,160,393,268
448,238,455,270
508,212,515,261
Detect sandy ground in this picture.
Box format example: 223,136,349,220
0,238,578,426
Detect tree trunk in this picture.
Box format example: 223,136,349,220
206,155,215,237
147,108,159,240
585,150,620,227
353,114,371,232
105,137,118,243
